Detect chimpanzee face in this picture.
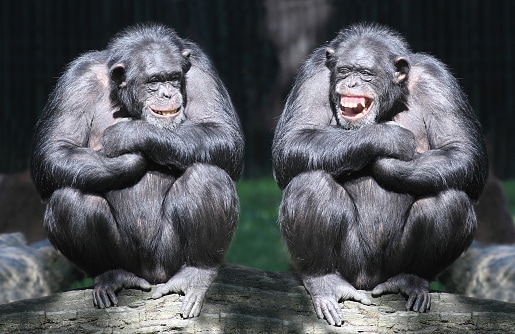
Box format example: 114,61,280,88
326,40,409,130
110,43,191,129
137,47,186,129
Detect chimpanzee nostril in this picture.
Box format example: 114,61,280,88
159,85,172,98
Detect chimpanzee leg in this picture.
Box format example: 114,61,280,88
280,171,371,326
372,189,477,312
44,188,151,309
44,188,118,275
280,170,350,274
404,189,476,276
152,163,238,318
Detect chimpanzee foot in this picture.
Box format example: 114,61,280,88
92,269,151,309
152,266,217,318
371,273,431,312
303,273,371,326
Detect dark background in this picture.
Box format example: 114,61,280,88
1,0,514,178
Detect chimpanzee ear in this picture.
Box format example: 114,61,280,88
326,47,335,59
109,63,127,88
181,49,192,73
394,56,410,83
182,49,191,58
325,48,336,69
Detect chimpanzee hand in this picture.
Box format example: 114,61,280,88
378,122,417,161
102,120,146,158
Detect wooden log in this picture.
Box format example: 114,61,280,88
1,264,514,333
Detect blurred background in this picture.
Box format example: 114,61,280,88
1,0,514,275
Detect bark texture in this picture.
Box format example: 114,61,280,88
1,264,514,333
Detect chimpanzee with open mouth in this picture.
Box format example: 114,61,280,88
273,23,487,326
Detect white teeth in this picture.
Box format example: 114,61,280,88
152,108,179,116
341,101,366,108
340,98,367,109
342,102,359,108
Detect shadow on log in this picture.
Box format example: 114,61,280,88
1,264,514,333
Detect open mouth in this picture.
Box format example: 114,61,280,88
151,107,181,118
339,95,372,120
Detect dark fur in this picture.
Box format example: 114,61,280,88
272,23,487,326
31,24,244,318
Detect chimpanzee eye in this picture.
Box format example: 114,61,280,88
168,73,182,85
360,69,374,81
148,81,160,91
337,67,351,78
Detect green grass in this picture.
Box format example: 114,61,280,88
69,277,93,290
225,177,291,272
502,179,515,218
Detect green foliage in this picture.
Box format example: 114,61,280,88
430,280,447,292
502,179,515,218
69,277,93,290
225,177,291,272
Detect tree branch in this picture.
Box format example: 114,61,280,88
1,264,514,333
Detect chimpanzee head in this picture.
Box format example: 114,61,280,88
325,24,411,130
107,25,191,129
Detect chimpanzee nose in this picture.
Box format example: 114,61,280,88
159,84,172,98
347,80,358,88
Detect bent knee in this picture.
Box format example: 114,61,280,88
410,189,477,235
45,188,83,226
48,187,107,212
45,187,110,230
182,163,234,188
173,163,238,209
48,187,81,205
436,189,472,206
280,170,350,224
415,189,474,216
283,170,335,199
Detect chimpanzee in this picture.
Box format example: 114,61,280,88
30,24,244,318
272,23,487,326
